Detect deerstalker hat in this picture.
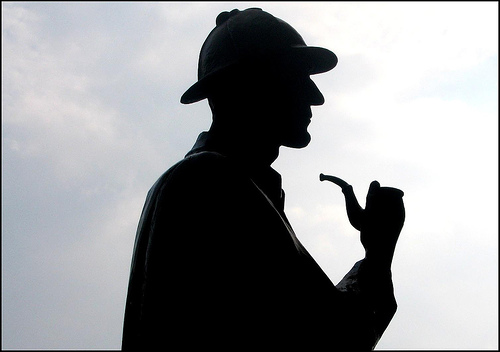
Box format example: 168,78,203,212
180,8,338,104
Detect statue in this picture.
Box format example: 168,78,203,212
122,8,405,350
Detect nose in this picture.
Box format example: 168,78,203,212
307,78,325,106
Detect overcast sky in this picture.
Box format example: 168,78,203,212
2,2,498,350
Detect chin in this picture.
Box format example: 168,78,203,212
283,132,311,149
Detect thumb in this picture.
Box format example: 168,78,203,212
365,180,380,209
367,180,380,197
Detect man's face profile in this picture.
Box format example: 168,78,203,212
209,61,325,149
271,65,325,148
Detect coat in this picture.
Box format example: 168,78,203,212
122,132,397,350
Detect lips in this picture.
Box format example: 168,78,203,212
302,113,311,123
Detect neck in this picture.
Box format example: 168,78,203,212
208,122,280,168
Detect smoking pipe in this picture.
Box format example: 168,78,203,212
320,173,405,233
319,173,365,231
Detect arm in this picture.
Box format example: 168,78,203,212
324,177,405,349
336,258,397,349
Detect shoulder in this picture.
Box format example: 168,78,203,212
159,151,235,186
148,151,244,202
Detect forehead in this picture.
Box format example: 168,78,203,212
207,59,310,94
245,57,310,81
261,62,311,86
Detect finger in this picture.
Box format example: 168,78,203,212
367,180,380,197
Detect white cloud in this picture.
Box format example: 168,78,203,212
2,2,498,350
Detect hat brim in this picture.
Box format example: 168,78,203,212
180,46,337,104
290,45,338,75
180,62,237,105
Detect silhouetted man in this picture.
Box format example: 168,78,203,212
122,8,405,350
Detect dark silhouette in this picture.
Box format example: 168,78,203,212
122,8,405,350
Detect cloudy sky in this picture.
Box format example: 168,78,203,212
2,2,498,349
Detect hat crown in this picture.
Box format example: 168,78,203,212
198,8,306,81
215,9,241,26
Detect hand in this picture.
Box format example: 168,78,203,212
361,181,405,268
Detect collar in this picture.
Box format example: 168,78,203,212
186,131,285,211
